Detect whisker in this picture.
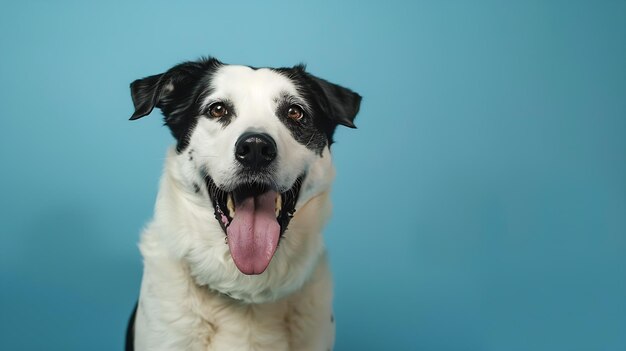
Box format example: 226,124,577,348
304,134,315,148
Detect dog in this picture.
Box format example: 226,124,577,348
126,57,361,351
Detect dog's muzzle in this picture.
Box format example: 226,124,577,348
203,134,304,275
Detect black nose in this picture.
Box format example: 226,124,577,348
235,132,277,169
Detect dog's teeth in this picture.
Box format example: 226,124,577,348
227,193,235,217
275,195,282,216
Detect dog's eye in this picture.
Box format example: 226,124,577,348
287,105,304,121
209,102,228,118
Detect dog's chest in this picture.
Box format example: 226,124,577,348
202,305,291,351
176,274,334,351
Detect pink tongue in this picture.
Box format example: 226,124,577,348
227,191,280,275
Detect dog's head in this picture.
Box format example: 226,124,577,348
130,57,360,298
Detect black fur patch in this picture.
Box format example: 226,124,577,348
125,301,137,351
275,93,328,155
129,57,222,152
273,65,361,151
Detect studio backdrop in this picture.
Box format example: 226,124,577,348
1,1,624,350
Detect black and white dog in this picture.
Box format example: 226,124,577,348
126,57,361,351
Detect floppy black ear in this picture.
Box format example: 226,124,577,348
129,73,164,120
309,75,362,128
129,57,222,121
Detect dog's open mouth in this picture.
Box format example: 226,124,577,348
205,176,304,275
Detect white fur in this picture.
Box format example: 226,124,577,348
134,66,337,350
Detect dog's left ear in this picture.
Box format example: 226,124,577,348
309,75,362,129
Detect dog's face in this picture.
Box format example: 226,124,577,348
130,58,360,299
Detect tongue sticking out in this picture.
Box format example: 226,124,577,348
227,191,281,275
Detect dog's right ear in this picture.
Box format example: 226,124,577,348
129,57,222,121
129,73,165,120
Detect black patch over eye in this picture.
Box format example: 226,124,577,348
209,102,228,118
275,97,327,155
287,105,304,121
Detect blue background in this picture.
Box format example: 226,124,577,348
1,1,625,350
